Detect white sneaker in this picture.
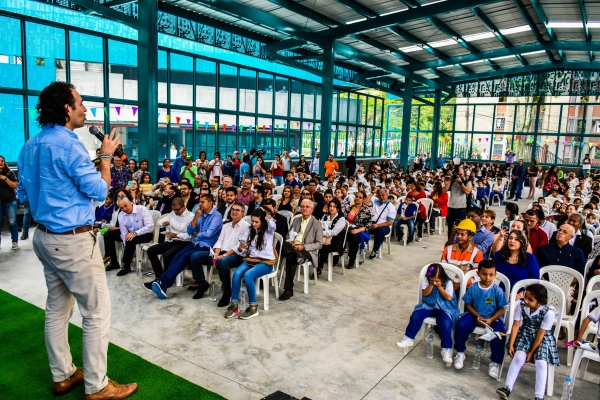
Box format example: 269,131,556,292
416,237,422,242
489,362,499,379
11,242,18,250
441,348,453,364
453,352,465,369
395,336,414,348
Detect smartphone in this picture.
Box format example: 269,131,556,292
500,220,510,231
454,219,461,226
127,181,133,187
239,239,247,245
160,178,164,183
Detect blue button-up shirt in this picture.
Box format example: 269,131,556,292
472,225,494,259
17,124,107,232
187,205,223,248
536,242,586,277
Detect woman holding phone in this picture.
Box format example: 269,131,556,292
225,208,277,320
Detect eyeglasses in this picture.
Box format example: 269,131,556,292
557,229,572,234
231,208,243,213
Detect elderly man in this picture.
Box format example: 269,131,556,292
104,195,154,276
190,202,249,302
148,194,223,299
279,199,323,301
369,188,396,259
110,156,129,190
144,197,193,278
537,223,585,276
549,213,593,260
222,176,233,189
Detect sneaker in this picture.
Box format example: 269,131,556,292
142,280,156,292
395,336,414,348
441,348,453,364
224,302,239,318
11,242,18,250
416,237,422,242
20,232,28,240
495,386,510,399
151,280,167,299
453,352,465,369
238,306,259,320
489,362,499,379
369,251,378,259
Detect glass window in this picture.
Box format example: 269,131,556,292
366,97,374,126
196,59,216,109
274,118,287,155
108,103,139,159
170,109,194,163
257,117,273,158
364,128,374,157
347,127,357,154
515,104,538,133
303,84,315,120
0,16,22,89
374,129,382,157
108,40,137,100
219,64,237,111
0,94,24,161
418,106,434,131
258,73,273,114
301,122,313,157
158,107,169,158
315,86,322,120
471,133,492,160
69,32,103,97
239,68,256,113
170,53,193,106
537,135,559,164
158,51,167,104
332,90,338,122
238,115,255,153
290,80,302,118
437,133,452,158
455,105,474,132
349,93,358,124
26,22,67,91
289,120,301,156
274,76,289,116
454,133,470,160
27,95,39,138
194,112,216,159
339,92,349,123
335,125,347,157
376,99,383,127
440,105,454,133
218,113,237,156
472,105,494,132
359,95,366,125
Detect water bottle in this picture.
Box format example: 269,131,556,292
561,377,572,400
136,259,142,278
483,340,491,357
426,334,434,359
240,290,248,311
209,281,217,302
472,345,481,370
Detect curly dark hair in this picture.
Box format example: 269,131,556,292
36,82,77,127
500,229,528,266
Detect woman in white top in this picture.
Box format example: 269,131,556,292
315,199,347,277
225,208,277,320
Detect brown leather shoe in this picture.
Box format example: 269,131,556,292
84,379,138,400
53,367,84,396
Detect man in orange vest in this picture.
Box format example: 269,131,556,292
441,219,483,275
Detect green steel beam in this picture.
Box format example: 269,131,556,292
512,0,555,62
530,0,565,60
361,70,392,78
323,0,503,38
103,0,136,7
288,54,324,61
400,75,413,168
158,2,273,44
137,0,158,178
407,41,600,71
578,0,594,62
399,0,420,8
319,41,335,174
263,39,308,54
335,0,378,18
267,0,340,27
438,61,599,85
352,33,418,64
430,90,441,168
471,7,528,66
69,0,137,29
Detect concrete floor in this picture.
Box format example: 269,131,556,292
1,198,599,400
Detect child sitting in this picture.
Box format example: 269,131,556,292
453,260,508,379
473,180,489,211
496,283,559,400
396,263,460,366
586,212,599,230
394,194,418,243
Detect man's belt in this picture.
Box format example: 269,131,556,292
38,224,93,235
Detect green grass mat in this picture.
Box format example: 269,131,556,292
0,289,225,399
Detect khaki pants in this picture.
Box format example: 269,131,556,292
33,229,110,394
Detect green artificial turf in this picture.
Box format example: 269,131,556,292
0,289,225,400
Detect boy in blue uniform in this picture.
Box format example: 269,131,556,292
453,260,508,379
474,179,489,211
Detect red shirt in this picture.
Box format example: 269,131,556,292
432,192,449,217
529,225,549,255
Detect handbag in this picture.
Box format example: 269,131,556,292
322,236,332,245
243,247,279,266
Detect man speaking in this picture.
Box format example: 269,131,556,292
17,82,137,400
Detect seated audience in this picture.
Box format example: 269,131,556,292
394,194,418,244
492,230,539,290
315,199,347,278
368,188,395,259
536,223,585,277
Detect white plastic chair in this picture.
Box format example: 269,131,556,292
326,219,349,281
270,194,282,202
498,279,565,397
417,198,434,237
277,210,293,229
274,185,284,195
540,265,585,366
491,192,502,207
569,290,600,391
135,210,162,276
436,215,446,234
254,232,283,311
243,215,252,224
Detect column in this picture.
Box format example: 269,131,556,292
319,40,334,176
400,74,413,169
430,89,441,169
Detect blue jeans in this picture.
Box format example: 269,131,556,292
190,250,214,285
454,313,505,364
231,261,273,305
491,192,504,204
369,226,390,253
405,309,453,349
394,218,415,242
476,197,487,211
509,179,523,199
216,254,245,292
21,201,31,233
0,200,18,243
158,243,209,288
273,176,283,186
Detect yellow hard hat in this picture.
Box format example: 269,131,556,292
456,219,476,234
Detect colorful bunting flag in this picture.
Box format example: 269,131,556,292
115,106,121,115
132,107,137,116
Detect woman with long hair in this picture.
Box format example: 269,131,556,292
271,154,284,186
197,151,209,181
429,181,448,232
0,155,19,249
128,159,138,176
492,219,532,253
295,155,310,174
314,189,333,220
129,180,142,205
492,229,540,290
542,166,559,197
315,199,347,278
254,157,266,182
343,190,372,268
276,186,297,214
139,173,153,196
292,183,302,204
526,158,541,199
225,208,277,320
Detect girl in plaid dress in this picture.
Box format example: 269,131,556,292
496,284,559,400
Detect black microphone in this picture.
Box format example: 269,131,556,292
89,126,127,161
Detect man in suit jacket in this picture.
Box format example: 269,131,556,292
549,213,593,260
508,159,526,200
217,187,237,223
246,185,264,216
345,151,357,177
262,198,289,239
279,199,323,301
